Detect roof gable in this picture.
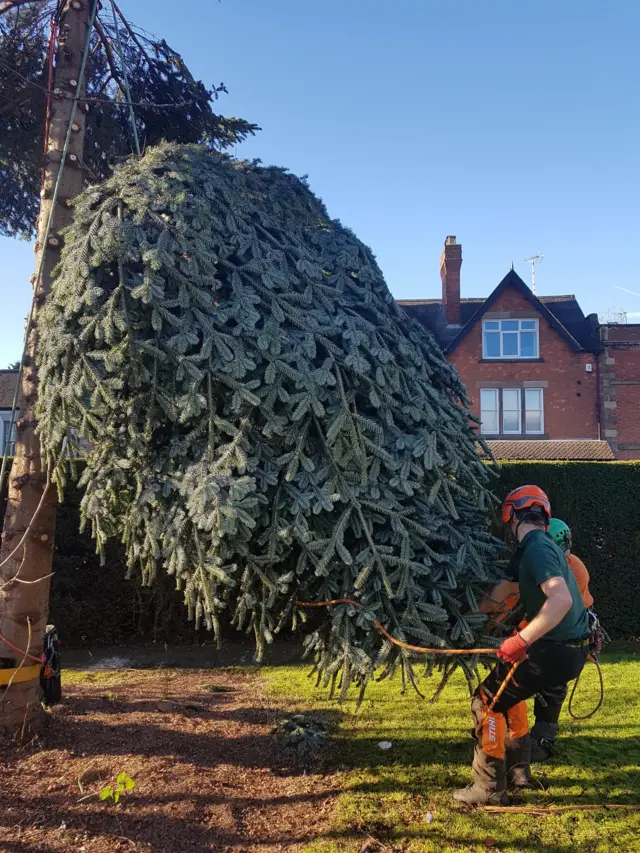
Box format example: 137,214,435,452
446,270,584,353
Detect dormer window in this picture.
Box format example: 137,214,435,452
482,319,539,359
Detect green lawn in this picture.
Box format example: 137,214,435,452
264,651,640,853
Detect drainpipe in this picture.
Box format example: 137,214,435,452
595,350,602,440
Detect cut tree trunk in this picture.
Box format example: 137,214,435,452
0,0,92,739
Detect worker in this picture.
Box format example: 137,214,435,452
485,517,595,766
531,518,594,762
453,486,591,806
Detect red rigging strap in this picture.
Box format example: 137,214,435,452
0,631,45,665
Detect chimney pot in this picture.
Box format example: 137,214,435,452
440,237,462,325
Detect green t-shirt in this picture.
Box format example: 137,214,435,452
505,530,589,643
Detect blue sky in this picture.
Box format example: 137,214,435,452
2,0,639,366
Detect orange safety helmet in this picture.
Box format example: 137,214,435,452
501,485,551,525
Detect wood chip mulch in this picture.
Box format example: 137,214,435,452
0,669,340,852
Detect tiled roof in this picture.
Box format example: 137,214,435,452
485,440,615,461
0,371,19,409
398,272,601,353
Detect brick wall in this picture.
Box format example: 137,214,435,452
600,325,640,459
0,370,19,409
449,287,599,439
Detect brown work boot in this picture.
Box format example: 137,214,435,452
452,784,508,806
506,733,532,790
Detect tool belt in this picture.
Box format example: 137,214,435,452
555,611,607,652
563,636,591,649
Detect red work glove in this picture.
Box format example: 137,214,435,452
497,631,529,664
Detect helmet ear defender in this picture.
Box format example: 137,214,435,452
501,486,551,526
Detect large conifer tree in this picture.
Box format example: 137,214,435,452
37,143,502,694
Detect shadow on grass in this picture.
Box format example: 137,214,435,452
334,730,640,767
4,696,638,853
601,643,640,659
62,640,308,671
342,765,640,805
39,695,640,788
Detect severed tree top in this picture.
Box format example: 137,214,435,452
36,142,502,696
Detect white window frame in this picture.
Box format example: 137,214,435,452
0,410,17,456
523,387,545,435
482,318,539,359
479,389,500,435
479,388,545,436
501,388,523,435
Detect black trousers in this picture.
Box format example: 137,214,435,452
534,682,569,726
471,640,588,793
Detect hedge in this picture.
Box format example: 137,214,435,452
2,460,640,643
493,461,640,640
1,468,210,646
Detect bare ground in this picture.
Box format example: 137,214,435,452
0,669,339,853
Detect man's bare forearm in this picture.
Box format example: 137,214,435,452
518,577,572,645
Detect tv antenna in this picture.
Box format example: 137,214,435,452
601,307,628,325
523,251,544,295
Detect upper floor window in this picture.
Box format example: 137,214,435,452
0,411,16,456
482,319,539,359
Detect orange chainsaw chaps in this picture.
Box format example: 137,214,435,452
481,707,507,759
506,700,529,739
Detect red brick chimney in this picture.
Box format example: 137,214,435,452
440,236,462,326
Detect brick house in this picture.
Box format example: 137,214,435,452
399,237,638,460
0,370,18,456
